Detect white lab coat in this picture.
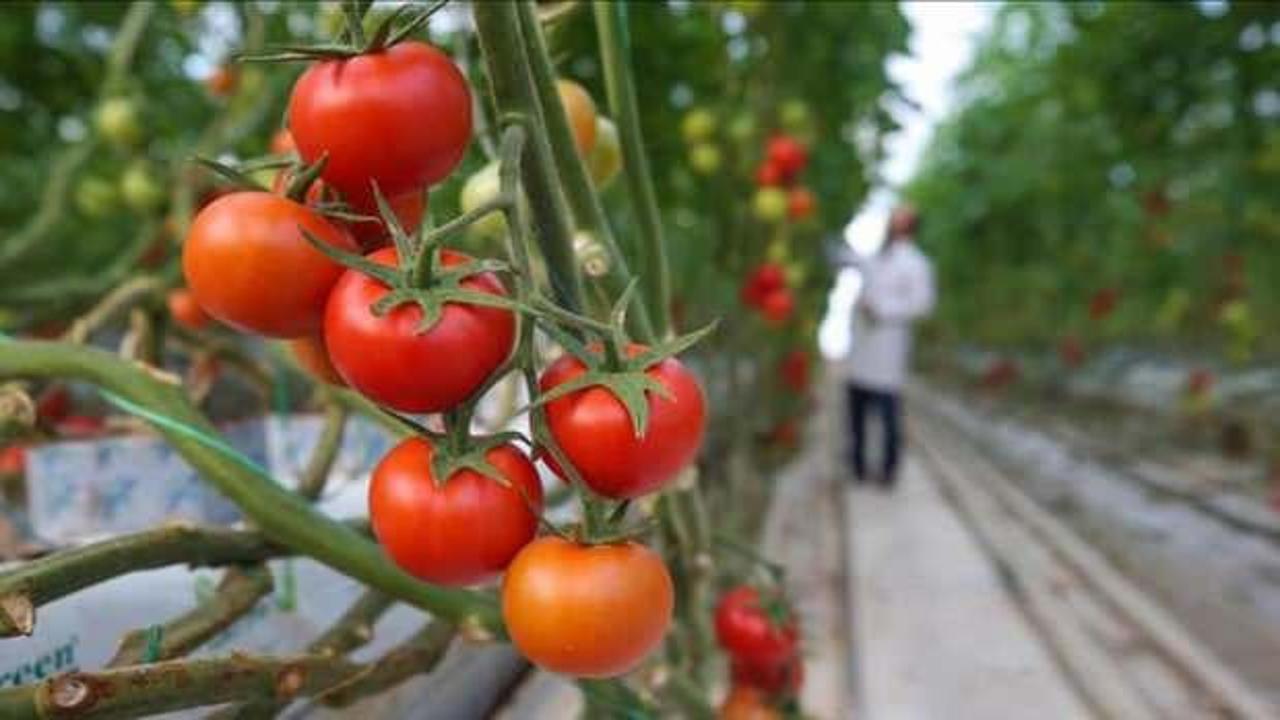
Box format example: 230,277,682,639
842,240,935,391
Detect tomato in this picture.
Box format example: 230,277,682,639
167,289,213,331
731,655,804,696
753,188,789,223
556,79,598,156
682,108,717,144
370,436,542,586
288,335,345,386
1058,335,1085,369
719,685,781,720
36,385,70,424
325,247,515,413
1186,368,1214,397
183,192,356,337
741,263,787,308
759,289,794,326
94,97,142,147
690,143,722,175
0,446,25,476
344,188,427,252
460,162,507,240
206,66,237,97
121,162,166,213
755,161,784,187
588,117,623,188
539,347,706,499
1088,287,1119,320
767,419,798,449
58,415,106,437
765,135,808,178
715,586,798,668
75,177,118,218
502,536,674,677
289,41,471,204
270,128,296,155
787,187,816,221
780,350,809,392
779,100,811,134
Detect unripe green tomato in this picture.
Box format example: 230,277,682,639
1219,299,1250,329
681,108,717,145
120,163,166,214
460,162,507,239
95,97,143,148
75,177,119,218
170,0,202,16
753,187,788,223
689,143,721,175
588,117,623,188
728,113,755,144
780,100,811,134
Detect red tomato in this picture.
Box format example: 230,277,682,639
719,685,781,720
741,263,787,308
183,192,356,338
539,347,706,499
324,248,515,413
288,335,345,386
36,385,71,424
981,358,1020,389
779,349,809,392
759,289,794,327
767,419,799,449
765,135,807,178
206,66,237,97
344,188,427,252
369,436,542,586
288,41,471,204
1088,287,1119,321
1187,368,1214,397
502,536,674,677
58,415,106,437
0,446,26,476
271,168,426,252
167,289,213,331
715,586,799,668
755,160,784,188
1058,335,1085,369
731,654,804,696
787,187,815,221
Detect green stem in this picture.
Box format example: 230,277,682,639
513,0,654,341
0,341,502,635
594,1,672,338
473,2,585,314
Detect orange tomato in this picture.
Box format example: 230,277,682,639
167,289,213,330
288,335,345,386
556,79,598,156
206,66,237,97
719,685,781,720
502,536,673,677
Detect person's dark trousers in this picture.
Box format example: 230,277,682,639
845,383,902,488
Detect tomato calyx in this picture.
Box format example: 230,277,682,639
239,3,445,63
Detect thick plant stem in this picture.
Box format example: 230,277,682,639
0,341,502,635
473,1,585,314
296,399,347,501
0,624,454,720
512,1,654,341
0,519,370,638
107,566,274,667
594,1,672,339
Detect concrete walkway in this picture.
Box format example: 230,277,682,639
846,456,1089,720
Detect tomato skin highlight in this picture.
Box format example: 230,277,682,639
324,248,515,413
502,536,674,677
288,41,472,204
183,192,357,338
539,348,706,499
715,586,799,668
369,437,542,587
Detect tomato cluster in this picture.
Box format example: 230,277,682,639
178,34,703,683
753,134,816,224
715,585,804,713
741,262,795,328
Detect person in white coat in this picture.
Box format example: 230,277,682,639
841,205,935,489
